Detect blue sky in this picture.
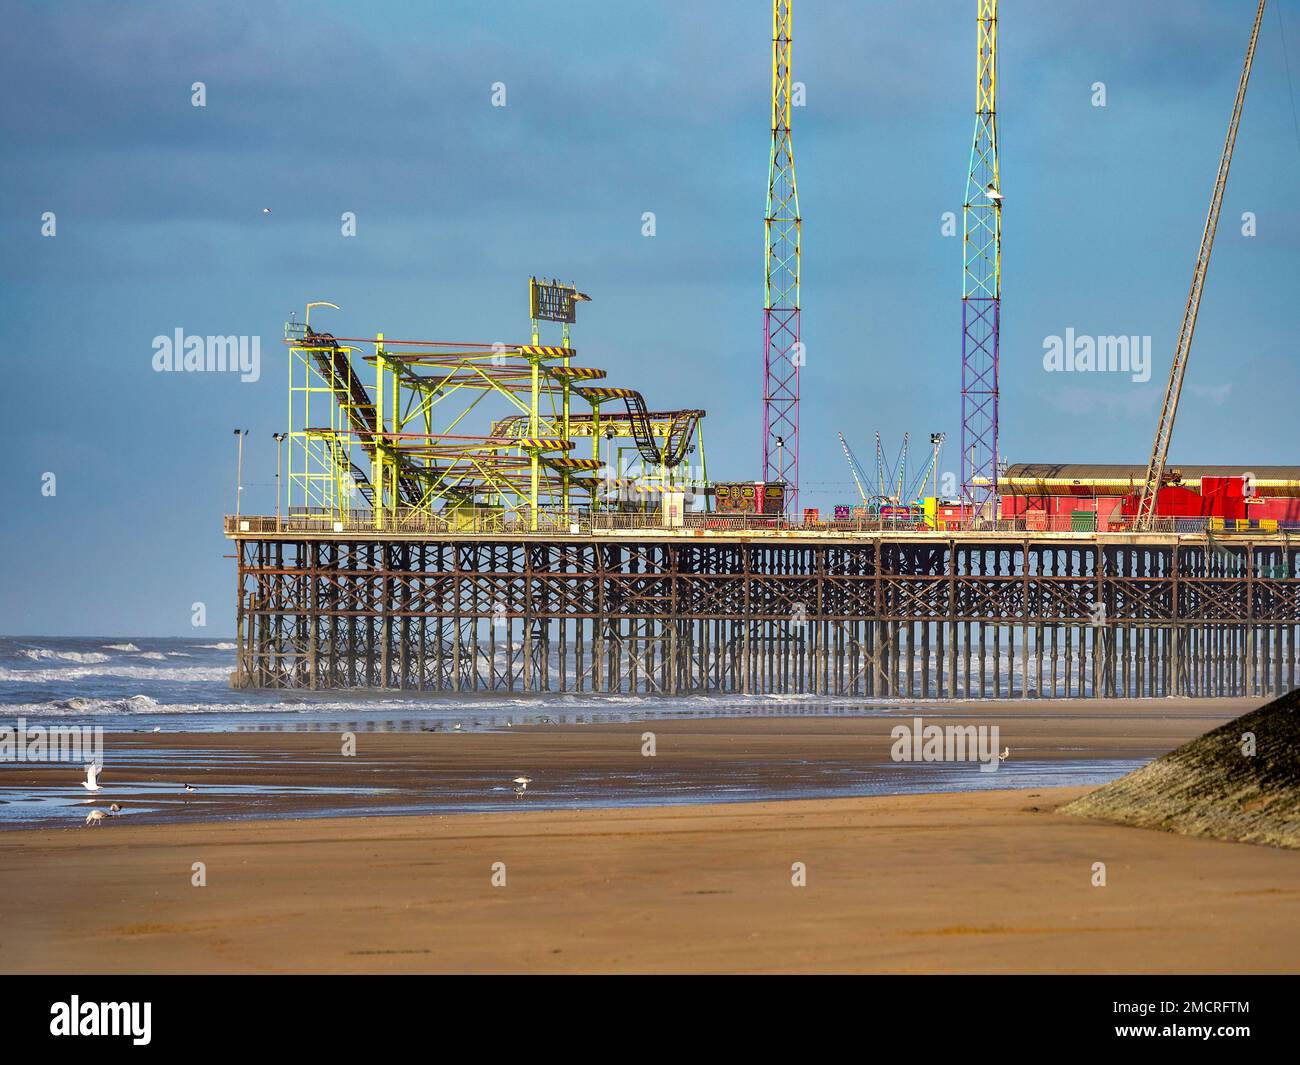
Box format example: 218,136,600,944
3,0,1299,636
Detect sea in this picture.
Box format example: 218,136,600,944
0,633,965,732
0,635,1147,827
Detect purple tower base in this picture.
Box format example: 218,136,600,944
960,296,1000,522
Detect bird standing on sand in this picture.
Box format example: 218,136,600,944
84,809,106,827
81,763,102,793
110,803,122,814
999,746,1010,762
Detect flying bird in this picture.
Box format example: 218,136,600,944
512,775,533,798
81,763,102,793
262,207,272,214
110,803,122,814
985,183,1004,203
183,783,196,793
84,809,106,827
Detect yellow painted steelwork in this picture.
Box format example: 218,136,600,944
281,282,706,528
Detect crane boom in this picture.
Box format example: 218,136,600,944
838,432,870,505
896,433,910,503
1135,0,1267,530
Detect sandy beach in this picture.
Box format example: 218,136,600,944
3,698,1298,974
3,786,1299,974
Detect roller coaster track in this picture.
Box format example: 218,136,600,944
620,391,701,468
490,393,703,470
303,328,423,507
299,325,702,509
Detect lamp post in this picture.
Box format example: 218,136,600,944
604,427,616,513
273,432,287,532
930,431,946,524
966,444,976,527
774,436,785,525
233,429,248,524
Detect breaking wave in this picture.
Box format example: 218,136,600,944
0,663,233,684
19,648,110,664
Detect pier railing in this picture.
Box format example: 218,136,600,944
224,509,1294,538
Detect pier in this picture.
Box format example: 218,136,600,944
227,519,1299,699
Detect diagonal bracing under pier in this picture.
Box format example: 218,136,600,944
229,529,1300,700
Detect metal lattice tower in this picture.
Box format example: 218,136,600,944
961,0,1001,519
761,0,801,515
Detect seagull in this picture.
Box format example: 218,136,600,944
183,783,196,793
262,207,272,214
152,726,162,732
999,746,1010,762
453,723,462,731
985,183,1004,203
81,763,102,793
512,776,533,798
84,809,106,827
110,803,122,813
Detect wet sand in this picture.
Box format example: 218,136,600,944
3,786,1298,974
3,699,1297,973
0,698,1256,825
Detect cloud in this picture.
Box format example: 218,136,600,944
1189,382,1234,405
1042,383,1159,419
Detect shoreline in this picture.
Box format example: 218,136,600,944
0,702,1249,828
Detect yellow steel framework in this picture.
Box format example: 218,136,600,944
283,282,707,530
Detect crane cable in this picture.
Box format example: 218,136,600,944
1278,0,1300,156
